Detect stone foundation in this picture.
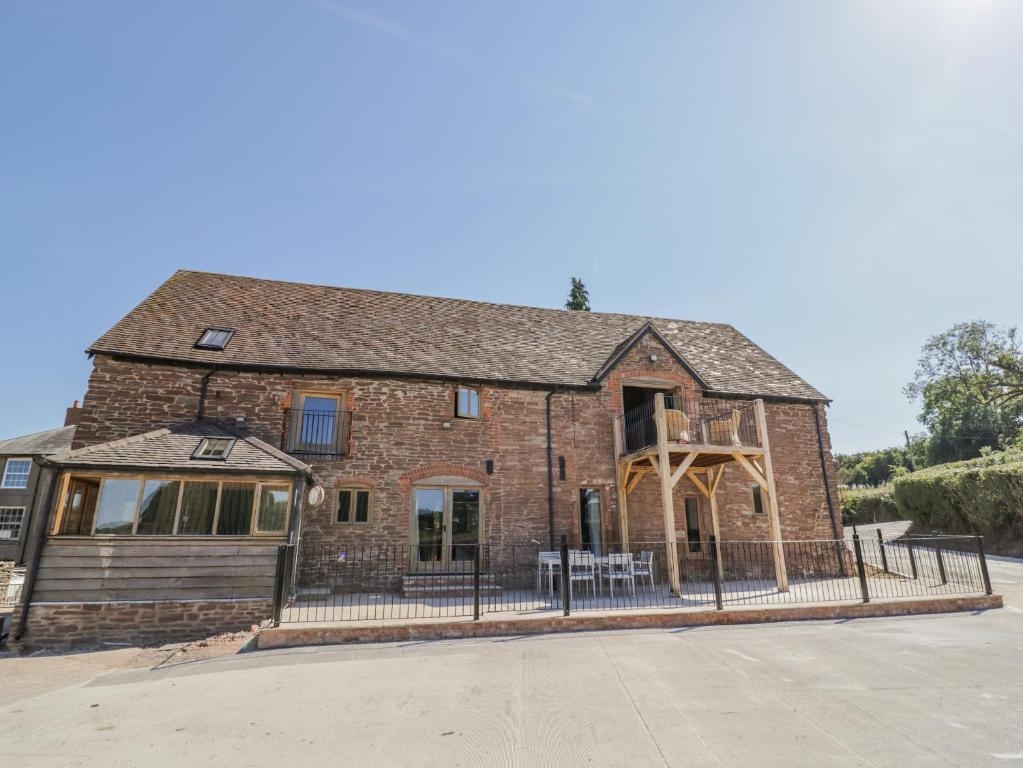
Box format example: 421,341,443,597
16,598,273,649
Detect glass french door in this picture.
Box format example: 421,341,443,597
412,487,481,570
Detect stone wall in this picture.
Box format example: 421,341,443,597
71,343,841,555
14,598,272,649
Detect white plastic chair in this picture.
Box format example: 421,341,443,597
600,553,636,597
633,551,655,590
568,550,598,599
537,551,561,595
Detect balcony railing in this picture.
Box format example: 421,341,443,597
282,409,353,457
620,395,760,454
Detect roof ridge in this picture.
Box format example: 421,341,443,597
171,269,731,329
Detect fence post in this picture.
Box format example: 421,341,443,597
271,544,289,627
906,540,918,579
935,540,948,586
560,535,570,617
852,532,870,604
710,535,723,611
876,529,889,574
473,544,481,621
976,535,993,595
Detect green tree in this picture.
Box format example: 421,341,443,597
905,321,1023,464
565,277,591,311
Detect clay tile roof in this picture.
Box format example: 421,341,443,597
0,426,76,458
87,270,827,401
60,421,311,476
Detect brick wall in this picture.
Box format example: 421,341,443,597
72,345,840,555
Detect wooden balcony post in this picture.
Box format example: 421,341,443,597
754,399,789,591
613,415,630,548
655,393,682,595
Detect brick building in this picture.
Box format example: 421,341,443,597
13,270,840,646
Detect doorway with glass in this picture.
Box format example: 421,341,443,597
411,486,482,571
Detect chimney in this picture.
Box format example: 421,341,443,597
64,400,82,427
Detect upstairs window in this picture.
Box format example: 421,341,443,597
455,386,480,419
1,458,32,489
195,327,235,351
193,437,235,460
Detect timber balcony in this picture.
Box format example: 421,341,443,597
613,393,790,593
281,408,353,458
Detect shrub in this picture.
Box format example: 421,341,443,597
839,485,900,525
892,449,1023,554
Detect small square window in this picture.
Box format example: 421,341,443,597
192,438,235,460
195,327,235,351
455,386,480,419
337,488,371,523
1,458,31,489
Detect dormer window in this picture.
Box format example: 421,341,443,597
455,386,480,419
192,437,235,460
195,327,234,351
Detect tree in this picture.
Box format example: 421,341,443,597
905,321,1023,464
565,277,591,311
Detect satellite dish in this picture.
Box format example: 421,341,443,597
307,485,325,506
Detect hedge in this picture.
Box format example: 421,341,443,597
839,485,900,525
892,449,1023,554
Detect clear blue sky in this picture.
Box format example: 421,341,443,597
2,1,1021,453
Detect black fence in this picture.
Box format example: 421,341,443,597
621,395,760,454
271,533,992,624
281,409,353,457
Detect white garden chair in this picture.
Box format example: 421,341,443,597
568,550,598,599
600,553,636,597
633,550,655,590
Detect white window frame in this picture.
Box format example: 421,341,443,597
1,458,32,489
0,506,25,540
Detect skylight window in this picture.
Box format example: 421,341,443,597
192,437,235,460
195,327,235,351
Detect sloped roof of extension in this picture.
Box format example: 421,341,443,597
0,425,76,458
59,421,311,476
88,270,828,402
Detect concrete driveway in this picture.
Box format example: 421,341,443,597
2,559,1022,767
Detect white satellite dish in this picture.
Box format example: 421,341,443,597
307,485,325,506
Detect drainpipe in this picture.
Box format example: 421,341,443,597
546,390,556,550
14,459,60,642
197,369,217,419
813,402,841,541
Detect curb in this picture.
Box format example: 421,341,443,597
255,593,1003,650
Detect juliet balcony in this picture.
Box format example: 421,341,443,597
282,408,353,458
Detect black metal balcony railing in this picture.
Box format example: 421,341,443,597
621,395,760,454
282,409,353,457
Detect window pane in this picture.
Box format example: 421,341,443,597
413,489,445,563
469,389,479,417
196,438,233,458
752,484,764,515
59,477,100,535
579,488,603,556
136,480,180,535
456,388,479,418
258,485,289,533
685,497,702,553
1,459,32,489
450,489,480,561
354,491,369,523
337,490,351,522
178,481,218,535
300,396,338,446
94,479,141,534
217,483,255,535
